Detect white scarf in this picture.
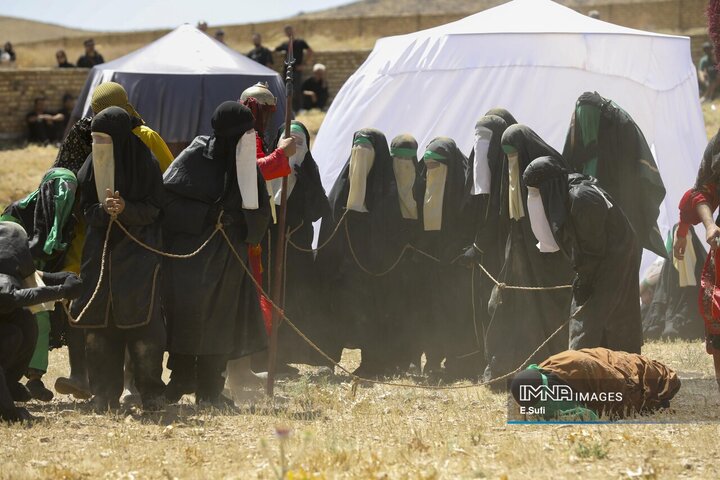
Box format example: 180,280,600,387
392,157,418,219
471,127,492,195
507,151,525,220
91,132,114,203
270,133,308,206
527,186,560,253
236,130,259,210
346,144,375,212
423,160,447,231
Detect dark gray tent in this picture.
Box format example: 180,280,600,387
72,24,286,149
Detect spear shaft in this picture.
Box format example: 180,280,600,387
266,35,295,397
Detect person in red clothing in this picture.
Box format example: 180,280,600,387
226,83,296,396
675,131,720,391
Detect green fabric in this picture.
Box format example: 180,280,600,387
29,310,51,373
0,213,20,223
423,150,447,161
6,168,77,256
353,136,373,146
555,407,600,421
525,365,595,420
390,147,417,158
575,104,601,177
44,169,77,256
502,145,517,154
289,123,305,135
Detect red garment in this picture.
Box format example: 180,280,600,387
677,184,719,237
256,133,291,181
248,244,273,335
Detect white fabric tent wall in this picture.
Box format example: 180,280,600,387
312,0,707,262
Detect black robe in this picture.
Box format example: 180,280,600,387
266,121,330,366
162,132,271,358
524,157,643,354
71,107,164,329
414,137,479,378
315,128,411,373
562,92,666,258
484,125,574,381
644,226,705,340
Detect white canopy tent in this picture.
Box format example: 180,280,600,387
72,24,286,144
312,0,707,261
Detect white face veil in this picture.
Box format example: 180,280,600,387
91,132,114,203
346,142,375,212
392,156,418,219
270,131,308,206
423,159,448,231
471,127,492,195
236,130,259,210
527,186,560,253
507,151,525,220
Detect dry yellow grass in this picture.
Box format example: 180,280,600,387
0,145,58,210
0,341,719,479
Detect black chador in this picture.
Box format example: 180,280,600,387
265,120,329,367
162,102,270,403
562,92,666,258
414,137,479,379
72,107,165,411
483,125,574,382
524,156,643,354
316,128,411,376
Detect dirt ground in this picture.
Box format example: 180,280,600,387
0,340,719,480
2,109,720,479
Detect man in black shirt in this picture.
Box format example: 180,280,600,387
247,33,273,67
56,50,74,68
302,63,329,110
275,25,313,113
77,39,105,68
26,97,65,145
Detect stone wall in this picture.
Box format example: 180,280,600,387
0,68,88,140
0,49,373,141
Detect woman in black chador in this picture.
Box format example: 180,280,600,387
523,156,643,354
71,107,165,412
483,125,574,383
162,102,271,405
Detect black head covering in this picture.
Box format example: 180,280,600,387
0,222,35,279
523,156,569,240
78,106,158,204
327,128,394,220
485,108,518,126
210,101,256,164
501,124,566,173
471,115,509,196
390,134,419,162
423,137,470,232
275,119,311,147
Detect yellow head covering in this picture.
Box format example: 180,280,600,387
91,82,143,122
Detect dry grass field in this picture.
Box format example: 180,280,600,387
1,109,720,479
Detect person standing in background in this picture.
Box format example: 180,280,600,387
77,39,104,68
275,25,313,113
247,34,273,67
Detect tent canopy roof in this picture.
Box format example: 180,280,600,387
365,0,693,91
97,24,277,75
412,0,681,37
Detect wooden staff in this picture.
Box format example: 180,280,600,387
266,35,295,397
